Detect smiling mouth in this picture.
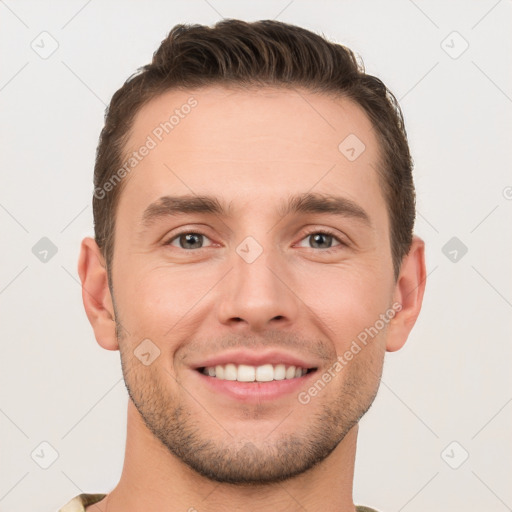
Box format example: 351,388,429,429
198,363,317,382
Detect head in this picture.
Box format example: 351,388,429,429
79,19,425,484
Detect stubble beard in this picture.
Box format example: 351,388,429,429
117,327,382,485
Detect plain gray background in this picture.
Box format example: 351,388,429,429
1,1,511,511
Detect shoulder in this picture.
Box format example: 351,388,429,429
58,493,107,512
58,496,377,512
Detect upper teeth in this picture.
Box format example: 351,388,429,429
201,364,309,382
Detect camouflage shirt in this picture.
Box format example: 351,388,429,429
58,493,380,511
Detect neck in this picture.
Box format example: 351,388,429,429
99,402,358,512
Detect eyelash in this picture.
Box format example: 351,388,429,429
164,228,346,253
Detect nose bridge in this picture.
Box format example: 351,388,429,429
216,237,298,330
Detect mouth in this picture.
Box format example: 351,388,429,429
190,350,320,402
197,363,317,382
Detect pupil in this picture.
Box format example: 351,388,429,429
181,233,202,249
312,233,331,249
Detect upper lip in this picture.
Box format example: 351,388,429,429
192,349,318,370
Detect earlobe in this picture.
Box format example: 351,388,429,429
386,235,427,352
77,237,119,351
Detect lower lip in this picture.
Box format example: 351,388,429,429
193,369,317,403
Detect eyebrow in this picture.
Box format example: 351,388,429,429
140,192,371,229
141,195,230,228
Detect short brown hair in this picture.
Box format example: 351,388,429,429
93,19,415,281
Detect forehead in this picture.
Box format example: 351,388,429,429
117,85,386,225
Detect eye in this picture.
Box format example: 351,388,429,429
165,232,214,250
297,230,344,250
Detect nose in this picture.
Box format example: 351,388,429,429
215,244,299,332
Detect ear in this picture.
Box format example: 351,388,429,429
77,237,119,351
386,235,426,352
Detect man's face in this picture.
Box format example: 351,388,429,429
111,86,397,483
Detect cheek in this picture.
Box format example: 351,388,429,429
296,264,392,347
117,262,221,339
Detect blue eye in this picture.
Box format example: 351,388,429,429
297,231,343,250
166,232,213,250
164,229,345,252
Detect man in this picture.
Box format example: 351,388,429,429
65,18,426,512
